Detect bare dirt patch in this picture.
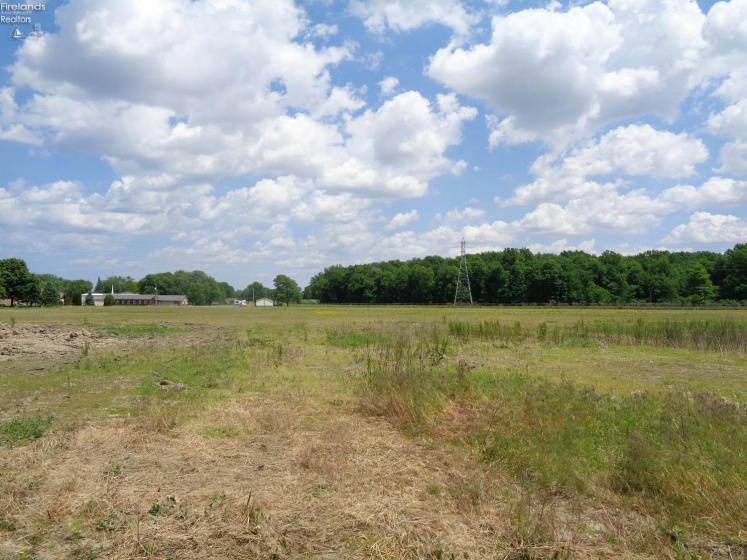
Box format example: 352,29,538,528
0,322,210,370
0,322,120,361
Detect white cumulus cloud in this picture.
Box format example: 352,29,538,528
663,212,747,244
428,0,706,146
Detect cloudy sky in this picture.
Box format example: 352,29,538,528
1,0,745,290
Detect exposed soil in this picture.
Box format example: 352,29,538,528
0,323,121,362
0,322,210,372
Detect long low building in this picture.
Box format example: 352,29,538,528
91,293,189,306
115,294,188,306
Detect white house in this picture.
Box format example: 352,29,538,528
254,297,274,307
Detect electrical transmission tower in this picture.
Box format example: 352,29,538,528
454,238,473,305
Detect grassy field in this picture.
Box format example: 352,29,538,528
1,305,746,559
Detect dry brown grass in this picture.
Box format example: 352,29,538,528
1,390,677,560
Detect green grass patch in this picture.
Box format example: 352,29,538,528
326,326,381,348
102,323,185,336
343,316,747,542
469,374,747,538
0,415,53,447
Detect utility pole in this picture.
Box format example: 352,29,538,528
454,238,473,305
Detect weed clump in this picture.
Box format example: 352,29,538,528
357,325,468,428
0,416,53,448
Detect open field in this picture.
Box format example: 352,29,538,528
1,305,746,559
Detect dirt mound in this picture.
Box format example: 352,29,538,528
0,323,118,361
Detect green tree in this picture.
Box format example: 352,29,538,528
499,248,531,303
104,294,116,306
241,281,271,303
598,250,632,303
219,281,235,300
186,283,207,306
84,291,95,306
526,254,567,303
63,279,93,306
40,284,61,306
406,264,435,303
273,274,302,305
97,275,137,294
0,258,38,307
348,265,377,303
138,273,175,295
684,262,717,304
720,244,747,301
35,274,62,293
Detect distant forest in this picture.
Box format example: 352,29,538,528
3,244,746,307
303,244,747,305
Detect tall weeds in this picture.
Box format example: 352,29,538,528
476,376,747,538
348,317,747,544
448,317,747,353
353,325,469,427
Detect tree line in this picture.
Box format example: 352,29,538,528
304,244,747,305
0,259,303,307
2,244,745,307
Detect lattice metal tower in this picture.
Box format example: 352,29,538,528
454,238,473,305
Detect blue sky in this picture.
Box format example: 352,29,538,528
1,0,745,290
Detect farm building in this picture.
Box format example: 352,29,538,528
254,297,274,307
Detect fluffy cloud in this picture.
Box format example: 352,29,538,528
560,125,708,179
370,220,515,262
660,177,747,208
349,0,478,36
702,2,747,177
3,0,478,201
0,0,479,268
507,124,708,205
702,0,747,78
709,99,747,177
386,210,419,230
516,203,589,236
428,0,706,146
333,92,477,196
0,180,151,234
5,0,356,183
663,212,747,244
514,188,673,236
379,77,399,96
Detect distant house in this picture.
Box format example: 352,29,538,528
254,297,274,307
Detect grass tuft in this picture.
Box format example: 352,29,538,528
0,416,53,448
